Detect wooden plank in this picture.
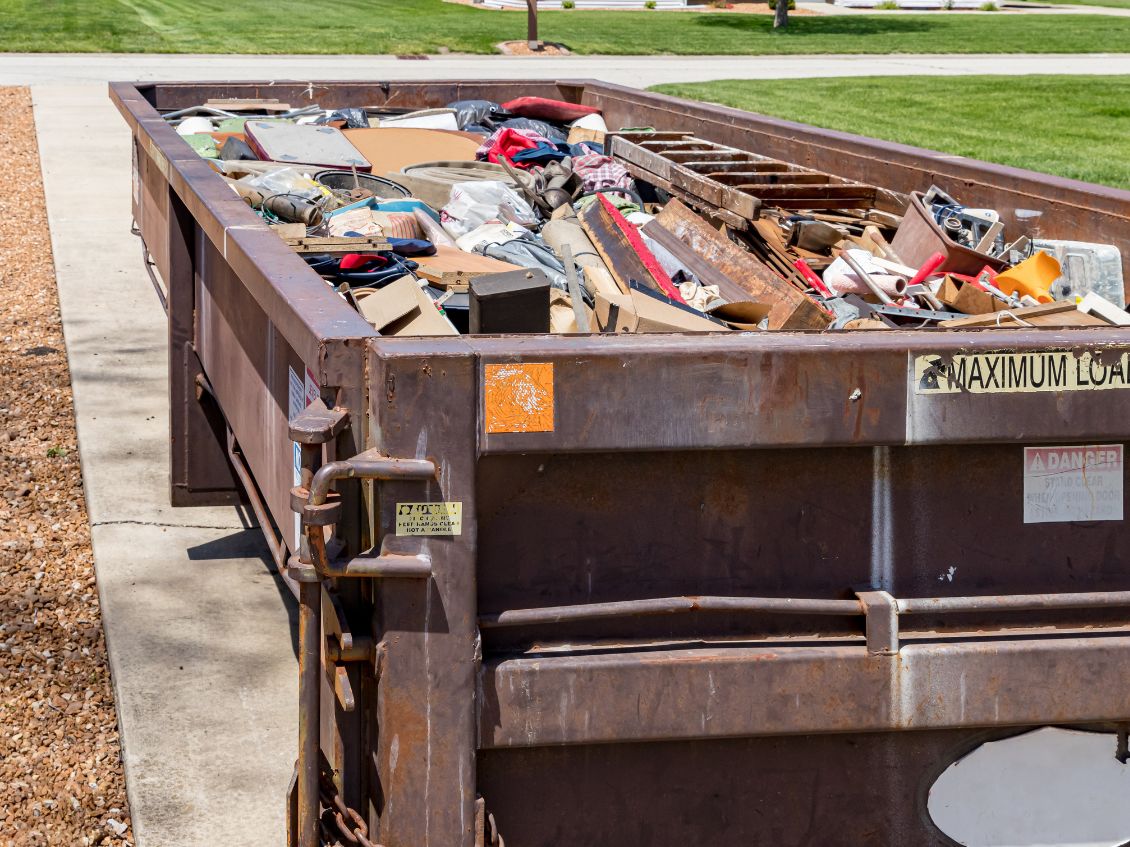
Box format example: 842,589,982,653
664,150,751,164
652,200,831,331
716,173,833,187
618,161,750,230
748,184,877,201
579,194,682,301
413,246,521,290
613,137,760,221
282,235,391,253
939,301,1082,328
696,162,795,175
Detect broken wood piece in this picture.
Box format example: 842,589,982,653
652,199,831,331
938,301,1104,328
579,194,684,302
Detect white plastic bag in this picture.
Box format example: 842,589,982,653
440,180,537,239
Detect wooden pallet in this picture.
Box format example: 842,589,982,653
610,132,881,219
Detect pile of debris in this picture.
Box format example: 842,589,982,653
167,95,1127,336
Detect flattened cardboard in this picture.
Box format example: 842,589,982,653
355,277,459,337
343,128,481,175
596,287,728,334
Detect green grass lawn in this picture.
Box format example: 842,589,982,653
652,76,1130,189
1014,0,1130,8
0,0,1129,54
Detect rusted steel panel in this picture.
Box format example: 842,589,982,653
132,80,582,113
194,233,311,534
479,633,1130,747
456,332,1130,453
477,728,1013,846
367,339,480,847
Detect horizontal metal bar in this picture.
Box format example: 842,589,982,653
480,633,1130,747
898,591,1130,615
307,450,436,506
322,552,432,579
479,595,863,629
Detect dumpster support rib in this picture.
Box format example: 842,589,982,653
287,449,436,847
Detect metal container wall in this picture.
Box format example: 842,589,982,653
112,80,1130,847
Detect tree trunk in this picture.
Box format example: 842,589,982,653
773,0,789,28
527,0,540,49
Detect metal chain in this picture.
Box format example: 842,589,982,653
319,770,380,847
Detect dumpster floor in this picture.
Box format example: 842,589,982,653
32,84,297,847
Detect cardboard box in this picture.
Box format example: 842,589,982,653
355,276,458,337
937,275,1007,316
595,287,728,334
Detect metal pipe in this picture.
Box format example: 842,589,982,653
321,552,432,579
479,595,863,629
296,574,321,847
898,591,1130,615
308,455,436,506
841,251,896,304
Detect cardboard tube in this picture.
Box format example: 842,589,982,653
825,250,906,301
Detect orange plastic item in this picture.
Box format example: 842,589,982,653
994,251,1061,304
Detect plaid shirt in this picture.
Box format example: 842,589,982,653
570,153,633,193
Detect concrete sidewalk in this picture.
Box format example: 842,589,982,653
3,52,1130,88
32,85,297,845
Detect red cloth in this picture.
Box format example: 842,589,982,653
500,96,600,122
477,127,542,167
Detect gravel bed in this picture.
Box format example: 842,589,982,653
0,87,133,847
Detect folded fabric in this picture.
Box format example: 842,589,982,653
386,238,436,257
571,153,634,193
509,141,570,168
500,96,600,123
328,208,421,240
476,127,552,167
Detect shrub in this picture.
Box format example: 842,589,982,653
979,2,998,9
644,1,657,8
875,1,900,9
562,0,574,7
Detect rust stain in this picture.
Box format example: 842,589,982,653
484,362,555,434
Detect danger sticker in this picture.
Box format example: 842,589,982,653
914,351,1130,395
1023,444,1123,524
395,502,463,536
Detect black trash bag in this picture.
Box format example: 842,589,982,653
447,99,503,130
498,117,567,145
317,107,370,129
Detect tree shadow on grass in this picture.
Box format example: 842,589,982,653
693,13,937,34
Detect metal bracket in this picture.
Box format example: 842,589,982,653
289,398,349,445
856,590,900,655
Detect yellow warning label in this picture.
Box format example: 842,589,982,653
395,502,462,536
913,351,1130,395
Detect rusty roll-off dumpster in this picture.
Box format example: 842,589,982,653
112,79,1130,847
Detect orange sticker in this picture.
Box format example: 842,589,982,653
483,362,554,434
